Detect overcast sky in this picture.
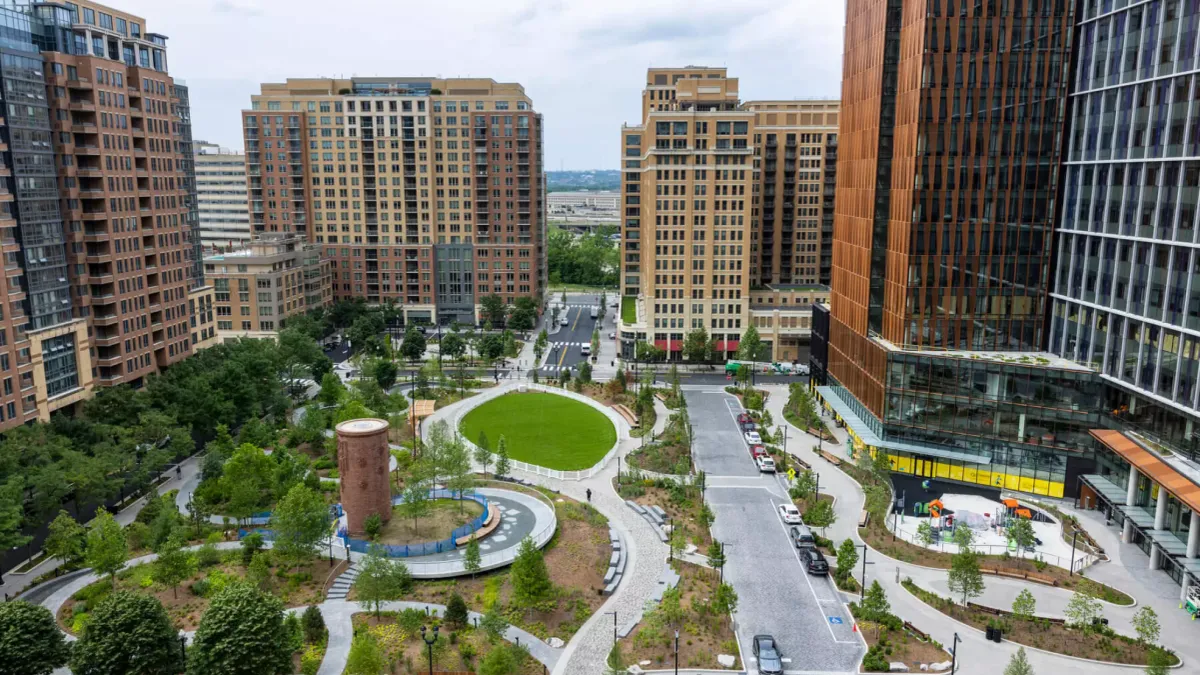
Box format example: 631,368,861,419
125,0,844,170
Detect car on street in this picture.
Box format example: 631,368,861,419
737,412,753,425
590,307,598,319
581,344,591,356
749,445,767,460
778,504,802,524
560,315,570,326
608,331,616,339
801,547,830,575
790,525,816,549
752,635,784,675
744,431,763,445
756,456,776,473
740,420,758,432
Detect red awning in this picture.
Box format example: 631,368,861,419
714,340,740,352
653,340,682,352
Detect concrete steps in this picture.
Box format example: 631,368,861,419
327,563,359,600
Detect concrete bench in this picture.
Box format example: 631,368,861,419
624,500,646,515
616,545,627,574
603,566,618,584
644,509,663,526
603,576,622,596
649,505,667,519
609,550,620,567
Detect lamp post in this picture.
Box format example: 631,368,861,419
668,516,674,561
949,632,961,673
604,611,617,651
673,629,679,675
1068,531,1079,576
179,634,187,661
719,542,728,585
858,544,874,600
420,625,439,675
327,536,334,568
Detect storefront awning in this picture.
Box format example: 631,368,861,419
1091,430,1200,515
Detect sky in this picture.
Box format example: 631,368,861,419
124,0,845,170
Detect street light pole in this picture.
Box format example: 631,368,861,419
674,629,679,675
421,625,439,675
858,544,874,600
604,611,617,652
1068,531,1079,576
950,632,961,673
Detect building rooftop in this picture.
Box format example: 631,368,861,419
870,335,1092,372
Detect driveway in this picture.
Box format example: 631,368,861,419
687,388,864,673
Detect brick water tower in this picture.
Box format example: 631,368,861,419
335,418,392,536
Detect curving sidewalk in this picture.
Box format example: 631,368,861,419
761,384,1190,674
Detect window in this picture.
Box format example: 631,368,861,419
82,7,94,24
131,22,141,37
99,12,112,30
115,17,126,35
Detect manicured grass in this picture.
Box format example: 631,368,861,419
460,392,616,470
621,295,637,324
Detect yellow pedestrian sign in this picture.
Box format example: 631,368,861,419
787,468,797,482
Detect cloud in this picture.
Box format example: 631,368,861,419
212,0,262,16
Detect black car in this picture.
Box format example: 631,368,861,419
801,547,829,575
752,635,783,675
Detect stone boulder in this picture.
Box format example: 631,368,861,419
889,663,909,672
548,637,564,648
929,661,953,672
717,654,737,668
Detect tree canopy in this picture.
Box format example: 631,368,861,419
546,225,618,287
71,591,184,675
188,583,294,675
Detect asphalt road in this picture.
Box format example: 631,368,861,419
687,388,864,674
541,293,604,376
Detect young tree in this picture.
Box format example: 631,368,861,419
712,582,739,616
951,523,975,552
153,533,194,599
400,479,431,534
947,549,985,606
861,580,891,619
793,469,818,499
0,601,69,675
494,436,511,478
445,592,469,629
578,361,593,384
317,371,346,406
463,537,482,578
479,606,510,643
478,644,517,675
400,325,427,364
1064,580,1103,630
736,325,764,362
363,513,383,541
345,630,387,675
370,358,398,391
835,538,859,581
706,540,727,573
916,521,935,547
1003,647,1034,675
302,605,326,645
189,583,294,675
354,545,412,617
442,438,476,509
70,591,184,675
804,499,836,533
85,508,128,587
683,327,711,363
510,536,553,612
1007,518,1036,559
269,484,331,565
247,551,272,591
44,510,86,568
1011,588,1037,619
441,332,467,362
1134,606,1160,646
474,432,492,476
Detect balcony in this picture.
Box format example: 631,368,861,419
68,101,95,112
67,78,93,90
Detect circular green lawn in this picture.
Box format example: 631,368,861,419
459,392,617,471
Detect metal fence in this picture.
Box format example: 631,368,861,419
886,520,1100,572
338,489,490,558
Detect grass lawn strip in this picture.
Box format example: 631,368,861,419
900,578,1175,666
459,392,616,470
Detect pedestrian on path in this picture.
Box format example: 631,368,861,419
586,488,592,502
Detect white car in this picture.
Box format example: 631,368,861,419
744,431,763,446
560,315,570,326
757,456,776,473
778,504,802,524
581,344,591,356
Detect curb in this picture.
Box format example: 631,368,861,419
896,581,1181,670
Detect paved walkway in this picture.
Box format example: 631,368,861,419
2,454,202,601
761,384,1193,675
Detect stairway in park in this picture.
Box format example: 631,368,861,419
327,563,358,600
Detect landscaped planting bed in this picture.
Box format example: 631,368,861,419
615,477,713,550
350,609,541,675
377,499,484,545
459,392,616,470
901,579,1173,666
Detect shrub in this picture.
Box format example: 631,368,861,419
364,513,382,540
300,645,322,675
196,541,221,568
302,605,327,644
190,578,212,597
125,522,152,551
445,592,469,628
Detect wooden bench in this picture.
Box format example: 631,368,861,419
455,506,500,546
858,510,870,527
903,621,930,642
654,391,668,402
612,404,640,428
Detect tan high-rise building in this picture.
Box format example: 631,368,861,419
241,77,546,326
617,67,838,362
205,235,333,343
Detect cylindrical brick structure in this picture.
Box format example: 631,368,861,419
335,418,392,536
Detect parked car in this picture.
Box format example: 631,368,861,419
744,431,763,445
741,421,758,432
752,635,784,675
801,547,830,575
790,525,816,549
560,315,570,326
737,412,753,425
756,456,776,473
749,445,767,459
778,504,803,524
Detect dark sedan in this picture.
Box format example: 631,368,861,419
752,634,783,675
801,547,830,575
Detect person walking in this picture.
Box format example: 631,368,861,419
586,488,592,503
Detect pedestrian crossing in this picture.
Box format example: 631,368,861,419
547,341,591,347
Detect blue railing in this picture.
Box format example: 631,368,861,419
337,489,490,559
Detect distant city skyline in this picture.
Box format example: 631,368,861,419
112,0,843,170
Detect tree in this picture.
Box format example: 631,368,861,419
477,333,505,361
354,545,412,617
794,470,818,498
86,508,128,587
400,325,427,364
1134,606,1160,645
947,549,985,606
70,591,184,675
345,630,386,675
188,582,293,675
247,551,272,591
445,592,469,628
578,361,593,384
509,296,538,330
478,644,517,675
706,540,727,572
951,523,975,552
442,437,476,509
712,582,738,616
835,538,858,581
44,510,86,568
474,432,492,476
479,606,509,643
0,601,69,675
494,436,511,478
1064,580,1103,630
861,580,891,619
441,332,466,361
317,371,346,406
278,327,326,390
1007,518,1036,559
916,521,934,547
399,479,431,533
269,484,331,565
0,478,31,557
804,499,836,532
510,536,553,611
464,537,482,578
302,605,326,644
1003,647,1034,675
369,359,398,391
736,325,765,362
347,313,386,357
683,327,711,363
154,533,194,599
1011,588,1037,619
241,532,264,565
480,294,507,327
